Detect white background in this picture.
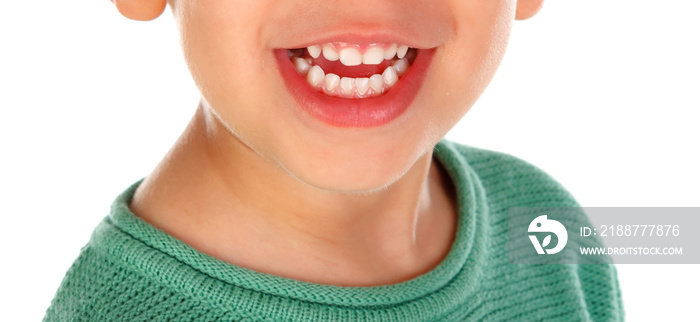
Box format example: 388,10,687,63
1,1,698,321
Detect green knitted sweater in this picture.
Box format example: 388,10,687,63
44,140,623,321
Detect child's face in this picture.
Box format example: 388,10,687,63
169,0,522,192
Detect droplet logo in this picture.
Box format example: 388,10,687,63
528,215,568,254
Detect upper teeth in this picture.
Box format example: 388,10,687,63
307,45,322,59
363,47,384,65
339,47,362,66
322,45,339,61
308,43,410,66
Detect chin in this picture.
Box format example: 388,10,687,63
277,143,426,194
290,167,407,194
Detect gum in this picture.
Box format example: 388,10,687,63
312,42,401,55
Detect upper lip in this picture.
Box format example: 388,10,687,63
276,30,439,50
265,10,451,50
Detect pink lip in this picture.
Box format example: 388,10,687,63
274,47,435,128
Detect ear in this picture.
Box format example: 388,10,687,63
111,0,167,21
515,0,544,20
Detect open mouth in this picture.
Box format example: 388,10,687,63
287,43,418,99
275,41,434,128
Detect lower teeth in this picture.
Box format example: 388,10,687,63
290,55,412,99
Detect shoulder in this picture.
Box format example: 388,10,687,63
437,141,624,320
435,141,624,321
44,245,104,321
437,140,580,208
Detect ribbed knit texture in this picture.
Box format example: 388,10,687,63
44,140,624,321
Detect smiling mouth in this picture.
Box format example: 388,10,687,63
287,42,418,99
275,38,434,128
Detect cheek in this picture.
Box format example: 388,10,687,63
175,1,271,110
434,0,514,115
175,0,282,142
399,1,514,151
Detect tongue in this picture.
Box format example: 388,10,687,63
310,55,394,78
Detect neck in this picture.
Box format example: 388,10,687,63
131,104,457,286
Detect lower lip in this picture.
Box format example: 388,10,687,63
274,48,435,128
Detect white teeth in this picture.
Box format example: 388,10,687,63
312,43,408,64
369,74,384,94
306,65,325,88
324,73,341,92
322,45,339,61
339,48,362,66
340,77,355,95
307,45,322,59
304,68,404,98
363,46,385,65
293,57,311,75
384,43,398,60
393,59,409,76
397,45,409,59
355,78,370,95
383,67,398,87
293,43,413,98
